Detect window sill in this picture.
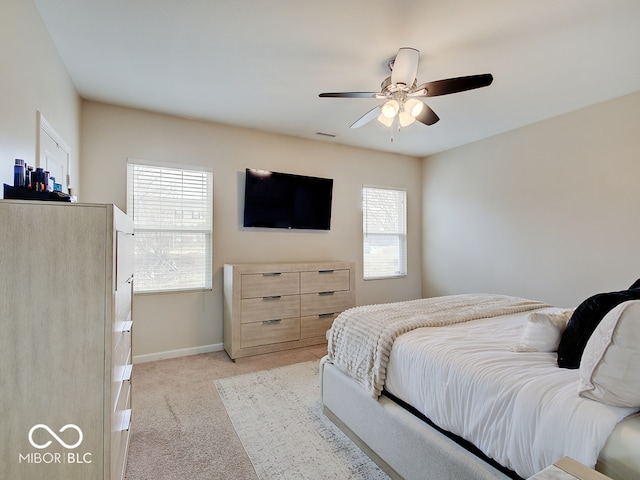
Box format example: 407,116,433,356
134,287,213,296
364,274,407,281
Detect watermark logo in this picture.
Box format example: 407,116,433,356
28,424,83,449
19,424,92,465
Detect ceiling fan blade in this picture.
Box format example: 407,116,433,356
391,47,419,87
414,102,439,126
350,105,382,128
416,73,493,97
319,92,379,98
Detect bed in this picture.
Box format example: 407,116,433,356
320,288,640,480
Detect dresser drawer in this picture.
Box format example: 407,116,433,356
241,317,300,348
301,313,338,339
241,295,300,323
300,269,350,294
111,391,131,480
111,418,130,480
115,279,132,323
241,272,300,298
301,290,354,317
116,231,135,291
113,372,131,419
113,331,131,381
113,316,132,362
112,340,131,410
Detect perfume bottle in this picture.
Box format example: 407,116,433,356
34,167,45,191
26,165,34,190
13,159,25,187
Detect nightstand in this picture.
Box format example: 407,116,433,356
527,457,613,480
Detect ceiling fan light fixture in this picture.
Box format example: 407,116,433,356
405,98,425,118
381,99,399,119
377,114,394,127
398,110,416,127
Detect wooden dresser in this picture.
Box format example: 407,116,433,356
0,201,134,480
224,261,355,359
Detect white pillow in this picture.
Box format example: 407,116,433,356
578,300,640,407
510,310,572,352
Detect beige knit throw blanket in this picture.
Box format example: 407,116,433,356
326,293,548,398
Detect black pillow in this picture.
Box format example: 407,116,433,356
629,278,640,289
557,287,640,369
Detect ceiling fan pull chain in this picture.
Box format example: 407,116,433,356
390,116,397,142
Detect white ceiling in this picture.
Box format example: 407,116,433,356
33,0,640,158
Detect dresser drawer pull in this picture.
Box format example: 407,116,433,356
262,272,282,277
319,269,335,274
121,409,132,432
319,291,335,296
262,319,282,325
123,321,133,333
123,364,133,382
262,295,282,301
319,313,335,318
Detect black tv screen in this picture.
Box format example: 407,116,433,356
243,168,333,230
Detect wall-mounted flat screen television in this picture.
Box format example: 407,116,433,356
243,168,333,230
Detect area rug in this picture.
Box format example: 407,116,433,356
215,361,389,480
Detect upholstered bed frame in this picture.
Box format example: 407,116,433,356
320,359,640,480
321,360,511,480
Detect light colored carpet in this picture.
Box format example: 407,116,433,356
125,346,328,480
215,361,389,480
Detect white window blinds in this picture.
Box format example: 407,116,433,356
363,186,407,279
127,159,213,293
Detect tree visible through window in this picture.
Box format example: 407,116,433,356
127,159,213,293
362,186,407,279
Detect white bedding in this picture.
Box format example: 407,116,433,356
384,307,639,479
328,293,548,398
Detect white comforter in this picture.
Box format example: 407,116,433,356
385,308,638,479
327,294,548,398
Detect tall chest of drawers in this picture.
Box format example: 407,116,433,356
0,201,134,480
224,261,355,359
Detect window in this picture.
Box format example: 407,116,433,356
127,159,213,293
362,186,407,280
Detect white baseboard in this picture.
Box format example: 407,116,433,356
133,343,224,364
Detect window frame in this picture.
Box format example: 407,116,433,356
362,184,408,281
126,158,213,294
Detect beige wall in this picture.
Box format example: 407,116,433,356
80,101,423,361
0,0,80,191
422,91,640,308
7,0,638,362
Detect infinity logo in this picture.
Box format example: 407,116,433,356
28,424,83,449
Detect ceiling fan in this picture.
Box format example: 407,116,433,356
319,47,493,129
